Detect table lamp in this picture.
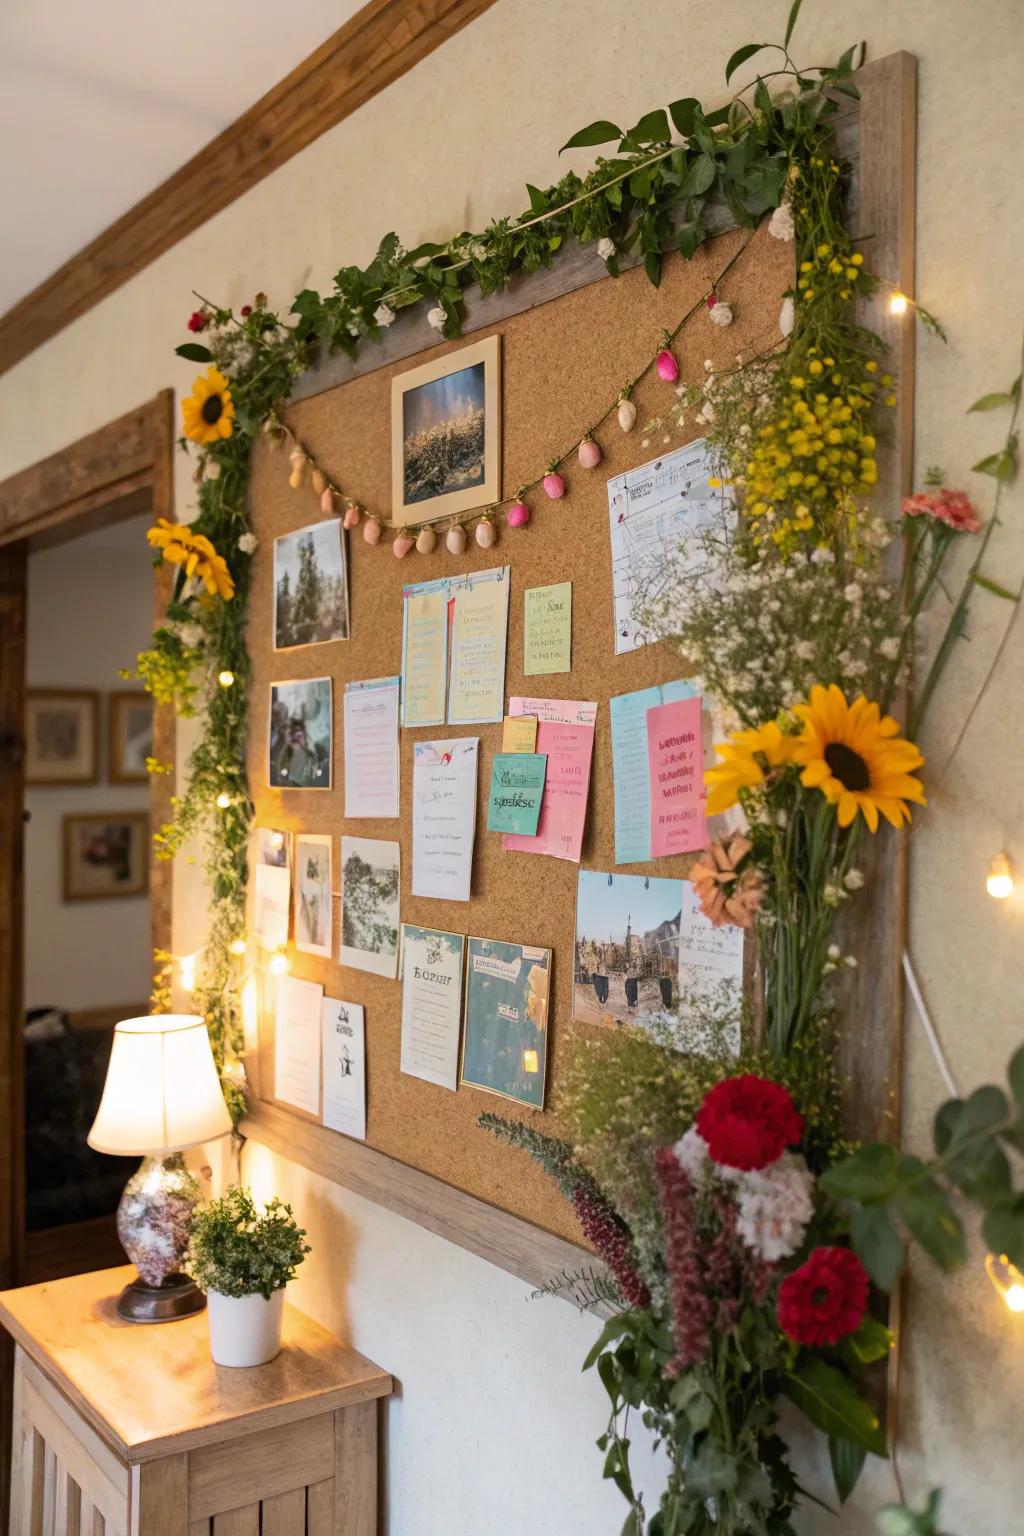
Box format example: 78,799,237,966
88,1014,233,1323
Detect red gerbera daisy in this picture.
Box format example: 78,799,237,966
777,1246,870,1347
695,1074,803,1171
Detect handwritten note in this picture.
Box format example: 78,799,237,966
679,881,744,989
343,677,400,818
412,738,479,901
274,975,323,1115
524,582,572,675
486,753,547,835
253,862,290,947
448,567,510,724
502,715,538,753
502,698,596,863
400,925,466,1091
401,581,448,727
610,680,697,863
647,696,706,857
321,996,366,1141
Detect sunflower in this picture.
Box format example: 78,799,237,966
705,720,797,815
147,518,235,601
182,366,235,444
792,684,925,831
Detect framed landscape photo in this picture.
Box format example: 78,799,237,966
391,334,501,527
25,689,99,785
269,677,332,789
273,519,349,650
63,812,149,902
108,691,153,783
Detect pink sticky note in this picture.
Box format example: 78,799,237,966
503,718,595,862
647,696,706,857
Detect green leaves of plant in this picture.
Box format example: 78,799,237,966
784,0,805,49
175,342,213,363
972,448,1016,480
968,375,1021,411
782,1358,887,1456
971,572,1018,602
828,1435,867,1504
725,43,770,84
560,120,623,152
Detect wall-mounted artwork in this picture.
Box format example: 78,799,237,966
391,334,501,527
294,833,332,958
62,812,149,901
108,691,153,784
269,678,332,789
25,689,98,785
573,869,683,1029
273,519,349,650
461,937,551,1110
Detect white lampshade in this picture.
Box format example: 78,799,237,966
88,1014,233,1156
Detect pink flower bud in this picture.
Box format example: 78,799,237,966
657,348,679,383
578,437,602,469
446,525,467,555
343,504,361,529
363,517,382,545
543,472,566,499
507,501,530,528
393,534,415,558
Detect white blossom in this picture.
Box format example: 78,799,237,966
810,546,836,565
673,1127,711,1182
426,306,447,333
178,622,203,649
735,1155,815,1262
709,300,734,327
779,296,795,338
373,303,396,328
880,636,901,659
203,459,221,481
238,532,258,555
471,241,487,261
844,582,863,604
597,237,616,262
768,202,796,242
844,868,865,891
795,639,815,661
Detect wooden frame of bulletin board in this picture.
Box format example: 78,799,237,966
243,54,916,1292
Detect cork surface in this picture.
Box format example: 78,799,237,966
246,223,792,1243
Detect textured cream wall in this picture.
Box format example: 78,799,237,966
2,1,1022,1528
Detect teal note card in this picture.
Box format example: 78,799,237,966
486,752,547,835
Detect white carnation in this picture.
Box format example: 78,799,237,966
597,237,616,262
735,1154,815,1262
427,306,447,333
238,532,258,555
768,202,796,242
373,303,396,328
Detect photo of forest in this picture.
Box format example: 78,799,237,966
402,361,486,505
274,519,349,650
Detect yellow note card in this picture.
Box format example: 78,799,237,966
502,715,538,753
524,582,572,676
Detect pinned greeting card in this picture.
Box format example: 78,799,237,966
524,582,572,675
486,753,547,835
610,680,698,863
502,715,538,753
502,698,596,863
647,695,706,856
412,739,479,900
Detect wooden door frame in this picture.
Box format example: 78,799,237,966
0,391,175,1526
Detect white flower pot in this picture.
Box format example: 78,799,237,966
206,1287,285,1367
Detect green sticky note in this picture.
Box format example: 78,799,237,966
487,753,547,835
524,582,572,675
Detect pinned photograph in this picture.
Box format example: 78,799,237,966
108,691,153,784
391,335,501,527
273,519,349,650
269,677,332,789
25,690,98,785
573,869,683,1029
294,833,332,957
340,836,400,978
257,827,290,867
63,812,148,901
461,937,551,1110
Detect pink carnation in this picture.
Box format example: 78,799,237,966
901,489,981,534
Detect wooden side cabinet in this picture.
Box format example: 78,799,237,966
0,1267,392,1536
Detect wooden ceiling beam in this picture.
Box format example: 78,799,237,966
0,0,497,378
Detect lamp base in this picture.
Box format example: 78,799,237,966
117,1273,206,1324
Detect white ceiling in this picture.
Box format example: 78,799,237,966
0,0,365,315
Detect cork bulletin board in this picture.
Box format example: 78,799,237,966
246,221,794,1248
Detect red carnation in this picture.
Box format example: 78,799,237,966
695,1074,803,1171
777,1246,869,1347
187,310,208,332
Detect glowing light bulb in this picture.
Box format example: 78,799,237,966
985,1252,1024,1313
986,852,1014,900
269,949,290,977
888,288,909,316
229,937,247,956
271,831,285,850
216,792,232,810
218,669,236,689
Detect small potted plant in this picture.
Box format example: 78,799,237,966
186,1186,310,1367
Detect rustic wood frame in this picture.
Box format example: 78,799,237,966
0,0,499,378
23,690,100,787
61,811,150,904
107,691,153,786
243,54,918,1295
0,390,176,1524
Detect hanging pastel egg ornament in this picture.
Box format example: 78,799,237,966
415,526,438,555
707,293,734,327
475,515,497,549
393,533,415,558
446,523,467,556
363,516,382,545
578,435,602,470
311,468,326,497
343,502,361,530
288,448,307,489
507,499,530,529
617,394,637,433
543,466,566,499
656,347,679,384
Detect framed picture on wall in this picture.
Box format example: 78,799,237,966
108,691,153,783
24,689,99,785
62,812,149,902
273,519,349,650
390,334,501,527
268,677,333,789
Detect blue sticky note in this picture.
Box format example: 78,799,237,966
487,753,547,835
610,681,697,863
